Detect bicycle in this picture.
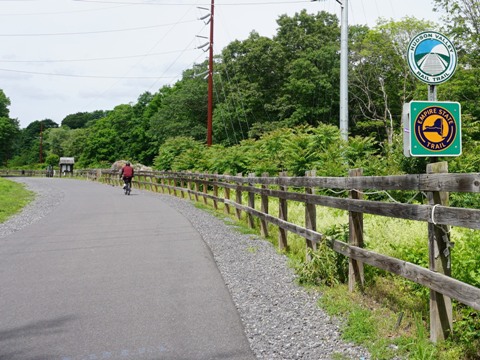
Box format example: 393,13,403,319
122,177,132,195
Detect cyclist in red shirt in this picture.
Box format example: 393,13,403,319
120,162,134,189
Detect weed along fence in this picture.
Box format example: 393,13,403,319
3,165,479,342
97,163,480,343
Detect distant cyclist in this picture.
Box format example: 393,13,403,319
120,161,134,190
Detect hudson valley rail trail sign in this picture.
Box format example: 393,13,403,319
407,31,457,85
404,31,461,157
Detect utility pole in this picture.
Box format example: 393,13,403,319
207,0,214,146
339,0,348,141
311,0,349,141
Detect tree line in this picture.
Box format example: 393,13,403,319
0,0,478,178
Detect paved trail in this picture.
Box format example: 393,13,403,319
0,178,255,360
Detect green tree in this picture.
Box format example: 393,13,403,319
434,0,480,60
44,127,71,157
349,18,435,144
10,119,58,166
79,106,130,166
153,136,202,171
63,129,89,167
149,71,208,146
217,32,286,143
45,153,60,167
0,89,19,166
0,89,11,118
215,11,342,143
0,117,20,166
80,124,118,166
61,110,107,129
129,92,157,164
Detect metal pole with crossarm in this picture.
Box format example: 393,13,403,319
339,0,349,141
312,0,348,141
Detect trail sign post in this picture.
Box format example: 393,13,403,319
404,31,460,343
404,31,461,158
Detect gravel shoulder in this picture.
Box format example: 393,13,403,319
1,178,370,360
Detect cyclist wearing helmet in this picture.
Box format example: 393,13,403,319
120,161,134,189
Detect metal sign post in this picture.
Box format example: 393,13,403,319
404,30,460,343
404,31,460,158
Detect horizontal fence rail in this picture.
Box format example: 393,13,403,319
96,166,480,343
3,166,480,342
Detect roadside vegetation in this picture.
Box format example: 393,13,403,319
0,0,478,357
0,178,34,223
196,189,479,360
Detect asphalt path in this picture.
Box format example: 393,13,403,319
0,178,255,360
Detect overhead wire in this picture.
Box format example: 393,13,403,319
4,0,404,126
0,20,197,36
83,2,203,108
0,3,132,16
74,0,315,6
213,76,233,144
0,67,172,79
216,72,239,144
0,49,196,63
222,65,247,141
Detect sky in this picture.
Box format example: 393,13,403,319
0,0,442,129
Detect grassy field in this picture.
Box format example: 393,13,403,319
0,178,35,223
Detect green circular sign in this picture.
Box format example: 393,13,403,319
407,31,457,85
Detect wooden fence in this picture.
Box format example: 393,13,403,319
94,163,480,343
0,169,43,177
3,165,480,342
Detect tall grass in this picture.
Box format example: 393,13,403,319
209,186,480,359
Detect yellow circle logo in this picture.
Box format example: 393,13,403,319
414,106,457,151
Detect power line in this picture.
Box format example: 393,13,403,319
0,48,196,63
73,0,312,5
0,67,176,79
0,20,197,37
82,2,200,110
0,4,131,16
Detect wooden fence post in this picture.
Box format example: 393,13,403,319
149,174,155,192
173,176,178,197
260,173,269,237
349,168,365,292
185,173,192,200
305,170,317,261
278,171,288,250
194,177,200,202
166,177,171,195
179,174,185,198
213,174,219,210
203,176,209,205
224,179,231,215
235,173,243,220
247,173,255,229
427,161,453,343
161,175,166,194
